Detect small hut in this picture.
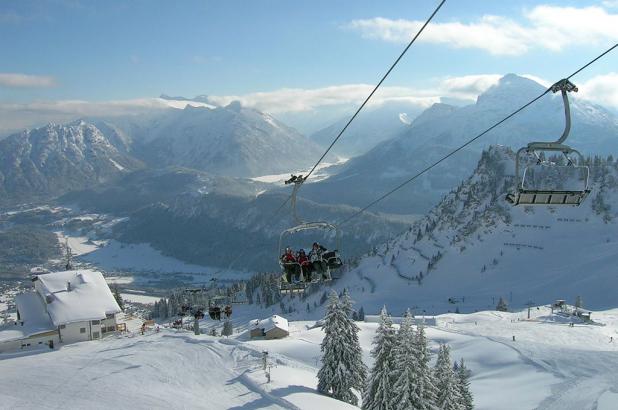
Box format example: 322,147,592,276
249,315,289,340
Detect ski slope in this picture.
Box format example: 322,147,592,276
336,203,618,314
2,307,618,409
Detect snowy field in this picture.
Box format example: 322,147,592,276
56,232,101,256
119,292,161,305
2,307,617,409
58,233,251,280
251,158,347,184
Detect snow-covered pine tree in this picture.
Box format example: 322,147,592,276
339,289,367,386
455,358,473,410
391,309,422,410
414,322,437,409
112,284,125,311
363,306,397,410
575,295,583,308
318,290,367,405
222,320,233,337
434,344,463,410
496,297,508,312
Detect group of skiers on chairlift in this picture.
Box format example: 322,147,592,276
208,304,232,321
281,242,334,284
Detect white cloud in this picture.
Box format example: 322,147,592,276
0,73,57,88
578,72,618,108
345,6,618,56
2,73,616,136
439,74,502,99
0,98,212,135
602,1,618,9
207,84,440,113
207,74,509,113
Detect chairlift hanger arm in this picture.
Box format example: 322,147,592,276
528,79,577,149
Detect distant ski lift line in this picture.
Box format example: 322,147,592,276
338,43,618,226
269,0,447,222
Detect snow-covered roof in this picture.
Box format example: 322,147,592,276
0,293,55,343
36,270,121,326
250,315,289,333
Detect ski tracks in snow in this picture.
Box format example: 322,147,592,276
437,324,618,409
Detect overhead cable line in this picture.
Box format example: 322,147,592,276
269,0,447,220
339,42,618,226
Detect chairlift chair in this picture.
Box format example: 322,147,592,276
278,174,344,294
208,296,226,320
278,222,343,293
506,79,591,206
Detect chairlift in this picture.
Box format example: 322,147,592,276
208,296,232,320
278,175,344,294
506,79,591,206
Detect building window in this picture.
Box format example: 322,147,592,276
106,313,114,319
91,320,100,325
92,332,100,339
80,328,86,334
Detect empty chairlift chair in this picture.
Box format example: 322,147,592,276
506,79,591,206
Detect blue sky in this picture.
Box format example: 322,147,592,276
1,0,617,132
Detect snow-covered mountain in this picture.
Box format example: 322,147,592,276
300,74,618,215
309,101,425,157
0,121,142,206
313,145,618,314
116,102,326,178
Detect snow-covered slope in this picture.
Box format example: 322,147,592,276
3,308,618,409
0,121,142,206
300,74,618,214
318,145,618,313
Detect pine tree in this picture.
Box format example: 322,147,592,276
318,290,367,405
414,322,437,409
496,297,508,312
455,359,473,410
391,309,421,410
112,284,125,311
358,306,365,321
222,320,233,337
363,306,397,410
434,345,463,410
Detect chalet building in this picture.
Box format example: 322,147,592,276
0,269,121,353
249,315,289,340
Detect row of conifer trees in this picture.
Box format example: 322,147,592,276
317,290,473,409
